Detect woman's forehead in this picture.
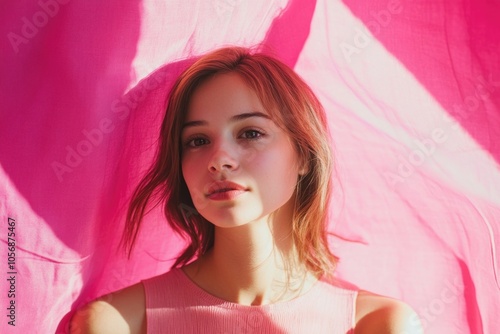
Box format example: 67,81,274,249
185,73,268,121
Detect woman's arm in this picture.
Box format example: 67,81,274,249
355,290,423,334
69,283,146,334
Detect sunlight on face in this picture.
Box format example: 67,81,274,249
181,72,302,228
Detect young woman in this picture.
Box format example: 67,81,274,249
70,46,422,333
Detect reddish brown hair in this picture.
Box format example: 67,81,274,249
122,46,337,277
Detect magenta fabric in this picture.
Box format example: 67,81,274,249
0,0,498,333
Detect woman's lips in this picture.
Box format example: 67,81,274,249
206,181,248,200
207,189,247,201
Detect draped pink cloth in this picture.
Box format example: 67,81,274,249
0,1,498,333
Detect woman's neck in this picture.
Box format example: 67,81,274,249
183,206,317,306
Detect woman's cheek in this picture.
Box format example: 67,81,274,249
182,162,208,210
239,139,270,164
239,146,258,164
181,158,197,188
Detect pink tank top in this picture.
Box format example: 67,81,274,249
142,268,358,333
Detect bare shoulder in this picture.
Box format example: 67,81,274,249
355,290,423,334
70,282,146,334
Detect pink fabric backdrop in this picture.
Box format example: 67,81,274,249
0,0,498,333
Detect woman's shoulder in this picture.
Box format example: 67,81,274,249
355,290,423,334
69,282,146,334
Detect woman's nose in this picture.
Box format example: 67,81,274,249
208,144,239,173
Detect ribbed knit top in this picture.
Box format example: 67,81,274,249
142,268,358,333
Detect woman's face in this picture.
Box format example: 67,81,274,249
181,72,302,228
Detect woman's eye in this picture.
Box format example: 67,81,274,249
240,130,263,139
185,137,209,147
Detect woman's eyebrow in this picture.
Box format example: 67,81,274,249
230,111,271,122
182,112,271,130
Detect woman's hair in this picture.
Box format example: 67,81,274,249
122,46,337,277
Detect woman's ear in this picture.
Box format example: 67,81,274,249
298,159,309,176
296,146,309,176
